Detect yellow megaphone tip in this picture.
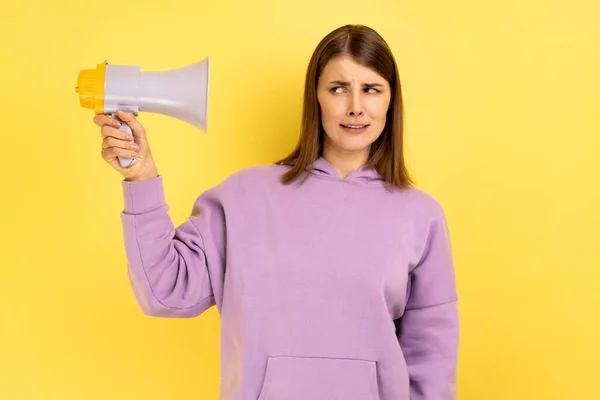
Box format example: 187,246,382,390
75,61,106,113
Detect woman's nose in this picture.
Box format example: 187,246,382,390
348,91,364,116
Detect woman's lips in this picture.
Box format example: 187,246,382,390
340,124,370,133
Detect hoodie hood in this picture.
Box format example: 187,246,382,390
308,157,385,186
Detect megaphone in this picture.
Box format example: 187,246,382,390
75,57,210,167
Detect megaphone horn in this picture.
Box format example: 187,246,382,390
75,57,210,168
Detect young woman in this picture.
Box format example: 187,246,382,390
94,24,459,400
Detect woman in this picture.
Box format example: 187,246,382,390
94,24,459,400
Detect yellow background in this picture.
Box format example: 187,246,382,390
1,0,598,399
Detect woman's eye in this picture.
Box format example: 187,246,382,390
329,87,380,94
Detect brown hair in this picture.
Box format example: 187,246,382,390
275,24,415,190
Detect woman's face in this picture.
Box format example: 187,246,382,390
317,55,391,160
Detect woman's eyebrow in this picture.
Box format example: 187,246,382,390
328,80,384,87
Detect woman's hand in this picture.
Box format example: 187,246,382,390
94,110,159,181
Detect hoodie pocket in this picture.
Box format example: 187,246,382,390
257,355,380,400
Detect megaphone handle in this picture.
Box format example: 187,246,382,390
111,112,138,168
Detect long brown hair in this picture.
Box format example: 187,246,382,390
275,24,415,190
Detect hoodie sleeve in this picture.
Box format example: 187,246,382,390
119,175,226,318
396,200,460,399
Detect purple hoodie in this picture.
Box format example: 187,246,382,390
120,157,459,400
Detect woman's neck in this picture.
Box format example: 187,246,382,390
322,145,370,180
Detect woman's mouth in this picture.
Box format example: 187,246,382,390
340,124,370,134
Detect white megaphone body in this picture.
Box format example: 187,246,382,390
75,58,210,167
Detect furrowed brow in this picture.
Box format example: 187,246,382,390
329,80,384,87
